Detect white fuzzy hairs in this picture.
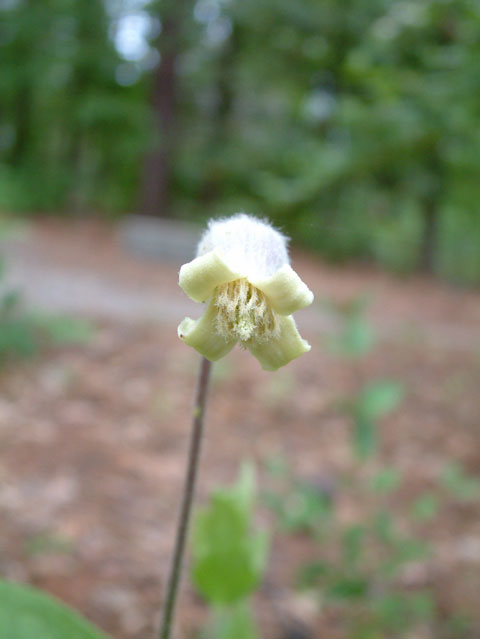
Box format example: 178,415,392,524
196,213,290,280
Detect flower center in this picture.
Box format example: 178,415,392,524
214,279,280,343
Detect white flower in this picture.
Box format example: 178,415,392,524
177,214,314,371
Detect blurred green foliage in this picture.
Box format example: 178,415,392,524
0,257,93,365
260,295,479,638
192,463,267,638
264,455,479,639
351,380,404,459
0,0,479,281
324,297,376,359
0,579,105,639
325,297,404,459
441,462,480,501
23,532,75,558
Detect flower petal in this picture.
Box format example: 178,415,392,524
179,251,241,303
246,315,311,371
252,264,314,315
178,300,237,361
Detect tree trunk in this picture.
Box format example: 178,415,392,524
199,23,240,205
140,8,182,218
419,199,438,274
10,85,33,167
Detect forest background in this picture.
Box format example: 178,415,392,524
1,0,479,283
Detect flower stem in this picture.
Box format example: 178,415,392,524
158,356,212,639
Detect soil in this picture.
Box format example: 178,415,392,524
1,219,479,639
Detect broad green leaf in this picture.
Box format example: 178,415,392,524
0,580,106,639
193,507,268,604
192,465,269,605
229,462,256,518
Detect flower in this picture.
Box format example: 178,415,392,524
177,214,314,371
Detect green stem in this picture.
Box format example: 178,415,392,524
158,356,212,639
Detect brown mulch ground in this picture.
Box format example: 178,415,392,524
1,219,479,638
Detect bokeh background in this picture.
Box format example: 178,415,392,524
1,0,480,282
0,1,480,638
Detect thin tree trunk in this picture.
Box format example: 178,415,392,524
419,199,438,274
215,23,239,130
10,86,33,167
199,23,239,205
419,149,443,274
140,8,182,218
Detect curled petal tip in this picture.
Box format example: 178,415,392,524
178,301,236,362
246,315,311,371
179,251,241,303
253,264,314,316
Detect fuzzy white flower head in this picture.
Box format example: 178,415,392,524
177,214,314,371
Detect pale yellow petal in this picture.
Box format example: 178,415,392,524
246,315,311,371
179,251,241,303
177,300,237,361
252,264,314,315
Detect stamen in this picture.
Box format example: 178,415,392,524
214,279,280,343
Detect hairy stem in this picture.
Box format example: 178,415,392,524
158,356,212,639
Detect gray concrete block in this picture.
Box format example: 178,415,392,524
118,215,201,265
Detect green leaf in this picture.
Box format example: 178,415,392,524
372,510,396,545
193,501,268,604
370,468,402,494
342,525,366,567
297,560,331,589
441,463,480,501
411,494,439,521
0,289,22,315
327,576,369,600
24,533,74,557
356,381,404,421
263,452,289,478
343,316,376,358
35,315,94,345
192,465,269,605
229,462,256,518
273,480,332,533
353,414,377,459
352,382,404,459
0,579,106,639
381,537,431,578
0,318,38,360
328,316,375,359
374,592,434,630
210,601,259,639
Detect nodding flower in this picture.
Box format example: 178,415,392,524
177,214,314,371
